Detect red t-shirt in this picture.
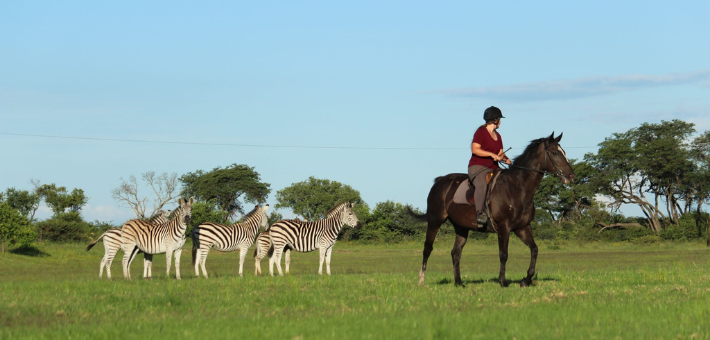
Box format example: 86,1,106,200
468,126,503,169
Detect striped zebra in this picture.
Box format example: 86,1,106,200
86,209,171,279
120,197,194,280
269,202,360,276
192,204,270,278
253,218,302,276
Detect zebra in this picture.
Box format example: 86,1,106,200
269,202,360,276
253,218,302,276
192,204,270,278
120,197,194,280
86,209,171,279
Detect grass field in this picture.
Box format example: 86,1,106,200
1,236,709,339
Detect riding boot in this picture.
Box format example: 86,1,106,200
477,212,488,226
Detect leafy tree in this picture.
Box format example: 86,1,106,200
36,183,88,215
534,159,597,221
3,187,41,223
268,211,284,226
0,202,34,252
275,176,364,221
112,171,180,219
180,164,270,217
185,200,231,237
356,201,426,242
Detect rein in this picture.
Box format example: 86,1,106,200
500,147,564,177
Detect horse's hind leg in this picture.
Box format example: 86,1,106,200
515,225,538,287
451,224,469,287
420,218,444,285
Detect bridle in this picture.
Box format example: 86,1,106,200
502,144,565,178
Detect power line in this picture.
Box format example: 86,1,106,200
0,131,599,150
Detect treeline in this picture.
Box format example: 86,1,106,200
1,120,709,250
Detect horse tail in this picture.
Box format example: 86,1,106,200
407,205,427,221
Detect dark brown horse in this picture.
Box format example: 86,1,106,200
410,133,575,287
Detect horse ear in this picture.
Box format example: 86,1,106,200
555,132,563,143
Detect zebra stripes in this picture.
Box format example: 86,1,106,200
86,209,171,279
120,197,194,280
192,204,270,278
268,202,360,276
253,217,301,276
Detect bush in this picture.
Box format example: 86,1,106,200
631,235,661,244
36,211,92,242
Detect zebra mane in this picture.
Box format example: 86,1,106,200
240,205,264,222
324,202,349,218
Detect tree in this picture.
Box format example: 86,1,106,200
180,164,270,217
36,183,88,215
357,201,426,242
0,202,34,252
35,211,91,242
3,187,41,223
534,159,597,221
112,172,180,219
275,176,363,221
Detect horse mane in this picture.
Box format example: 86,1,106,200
512,137,547,167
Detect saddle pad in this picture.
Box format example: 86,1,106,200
452,180,471,205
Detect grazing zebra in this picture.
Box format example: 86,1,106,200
192,204,270,278
120,197,194,280
86,209,171,279
269,202,360,276
253,218,302,276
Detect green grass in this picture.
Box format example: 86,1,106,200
1,237,710,339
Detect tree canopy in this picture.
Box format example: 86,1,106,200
275,176,363,221
180,164,270,216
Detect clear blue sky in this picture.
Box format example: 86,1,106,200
2,1,709,223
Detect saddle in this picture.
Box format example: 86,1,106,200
466,169,501,206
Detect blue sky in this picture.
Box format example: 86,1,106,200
1,1,709,223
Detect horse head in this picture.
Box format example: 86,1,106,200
542,132,575,184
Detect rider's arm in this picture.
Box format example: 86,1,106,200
472,142,501,161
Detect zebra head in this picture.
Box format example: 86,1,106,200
341,202,361,230
257,204,270,231
177,197,195,224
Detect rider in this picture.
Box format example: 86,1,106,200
468,106,512,225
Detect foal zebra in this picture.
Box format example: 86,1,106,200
121,197,194,280
86,209,171,279
269,202,360,276
192,204,270,278
253,218,301,276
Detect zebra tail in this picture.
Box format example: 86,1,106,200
253,246,258,258
267,243,275,258
192,239,197,266
85,232,105,251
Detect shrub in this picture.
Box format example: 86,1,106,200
36,211,91,242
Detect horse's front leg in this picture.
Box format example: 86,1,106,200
451,225,469,287
497,228,510,287
514,225,538,287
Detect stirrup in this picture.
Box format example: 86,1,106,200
476,212,488,225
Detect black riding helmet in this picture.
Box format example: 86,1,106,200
483,106,505,121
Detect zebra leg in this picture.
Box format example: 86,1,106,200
165,247,173,279
285,249,291,275
318,247,326,275
254,253,262,276
99,255,108,278
325,246,333,275
174,249,183,280
105,246,119,280
194,247,202,277
238,247,248,277
143,254,153,279
269,246,284,276
105,257,113,280
200,248,210,279
122,244,139,280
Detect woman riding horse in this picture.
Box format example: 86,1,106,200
468,106,512,225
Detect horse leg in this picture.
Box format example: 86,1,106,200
515,225,538,287
420,218,444,285
451,225,469,287
497,228,511,287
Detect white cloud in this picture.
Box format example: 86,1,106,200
432,70,710,102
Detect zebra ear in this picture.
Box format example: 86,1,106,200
263,204,269,212
189,196,195,205
178,198,185,206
